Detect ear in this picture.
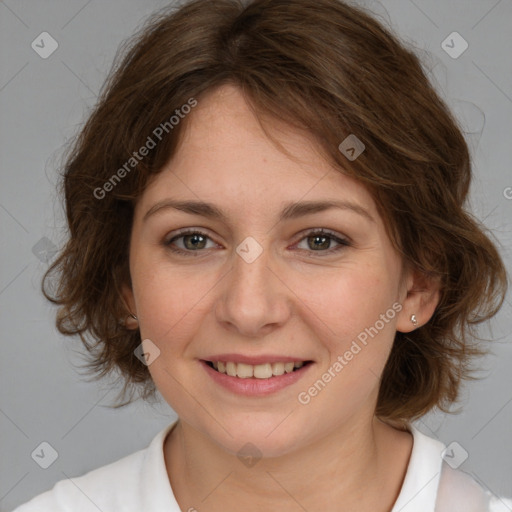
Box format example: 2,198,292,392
396,266,441,333
120,282,138,330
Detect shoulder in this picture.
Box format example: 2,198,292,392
391,424,512,512
488,496,512,512
12,447,147,512
11,422,179,512
435,461,512,512
489,496,512,512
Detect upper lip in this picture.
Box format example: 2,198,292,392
202,354,311,365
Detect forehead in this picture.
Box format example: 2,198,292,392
137,84,378,220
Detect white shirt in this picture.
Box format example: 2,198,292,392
12,421,512,512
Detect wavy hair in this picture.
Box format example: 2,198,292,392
43,0,508,423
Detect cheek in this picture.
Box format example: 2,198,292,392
298,307,398,425
132,259,220,353
338,273,399,372
292,263,399,405
132,265,206,415
289,261,398,344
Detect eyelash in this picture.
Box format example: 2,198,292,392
164,228,351,258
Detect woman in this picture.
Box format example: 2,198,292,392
14,0,511,510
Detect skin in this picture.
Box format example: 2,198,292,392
122,83,440,512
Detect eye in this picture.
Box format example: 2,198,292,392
293,228,351,256
164,227,351,258
164,229,217,257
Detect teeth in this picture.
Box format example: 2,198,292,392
253,363,272,379
271,362,285,376
284,362,294,373
226,362,237,377
211,360,306,379
236,363,254,379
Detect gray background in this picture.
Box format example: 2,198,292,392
1,0,511,510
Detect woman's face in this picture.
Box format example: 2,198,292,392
123,84,419,457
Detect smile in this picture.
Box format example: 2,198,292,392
205,360,311,379
200,358,314,396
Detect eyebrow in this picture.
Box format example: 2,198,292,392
143,199,375,224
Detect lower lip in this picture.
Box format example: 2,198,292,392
200,360,313,396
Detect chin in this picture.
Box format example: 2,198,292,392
203,414,309,459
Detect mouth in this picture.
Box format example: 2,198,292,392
203,360,313,379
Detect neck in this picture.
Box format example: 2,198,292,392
164,414,413,512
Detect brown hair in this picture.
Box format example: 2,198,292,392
43,0,508,423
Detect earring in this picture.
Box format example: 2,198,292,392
125,313,139,328
410,314,418,327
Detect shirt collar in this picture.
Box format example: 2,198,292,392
139,419,181,510
391,424,445,512
141,420,445,512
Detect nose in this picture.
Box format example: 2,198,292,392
215,239,291,338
